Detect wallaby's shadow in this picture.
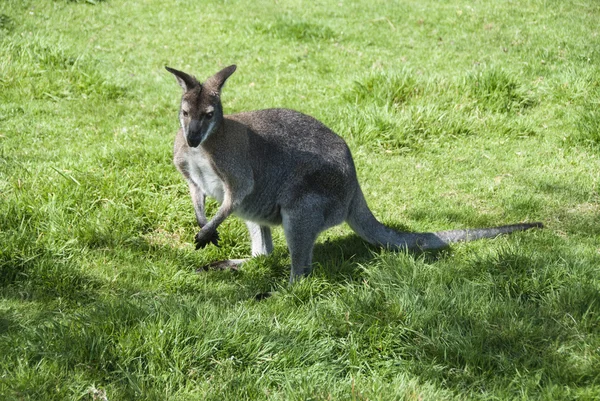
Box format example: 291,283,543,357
310,222,449,283
191,219,456,293
312,233,375,280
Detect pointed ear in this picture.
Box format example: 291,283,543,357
211,65,237,91
165,66,200,92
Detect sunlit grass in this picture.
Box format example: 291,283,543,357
1,0,599,399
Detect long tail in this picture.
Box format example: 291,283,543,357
346,189,543,251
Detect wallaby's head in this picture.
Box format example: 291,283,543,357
166,65,237,147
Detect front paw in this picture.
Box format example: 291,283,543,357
195,229,220,250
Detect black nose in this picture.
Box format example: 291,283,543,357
187,119,202,147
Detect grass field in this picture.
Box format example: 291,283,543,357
1,0,600,399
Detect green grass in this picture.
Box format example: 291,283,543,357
1,0,599,399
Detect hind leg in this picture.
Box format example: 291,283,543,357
246,221,273,256
282,214,320,283
282,193,348,283
281,198,339,283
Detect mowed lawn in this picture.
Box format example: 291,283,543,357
1,0,599,399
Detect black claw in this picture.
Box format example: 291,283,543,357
210,231,220,247
194,235,206,250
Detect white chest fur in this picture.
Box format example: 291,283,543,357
186,148,225,203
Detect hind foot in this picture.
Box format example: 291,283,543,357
197,258,248,272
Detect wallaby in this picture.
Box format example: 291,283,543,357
166,64,543,283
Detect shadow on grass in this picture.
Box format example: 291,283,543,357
418,249,600,390
137,219,495,293
0,250,104,305
333,234,600,393
3,222,597,397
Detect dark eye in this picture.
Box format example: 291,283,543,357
182,110,189,117
206,111,214,119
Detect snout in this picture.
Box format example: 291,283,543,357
186,119,203,148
